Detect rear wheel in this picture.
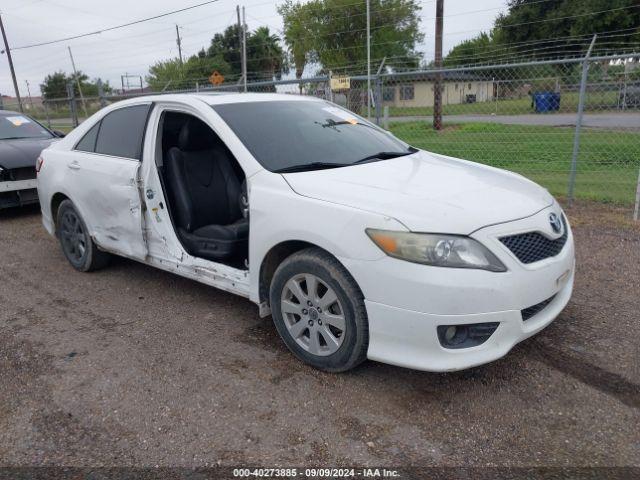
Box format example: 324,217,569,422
269,248,368,372
56,199,109,272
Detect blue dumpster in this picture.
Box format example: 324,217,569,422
533,91,561,112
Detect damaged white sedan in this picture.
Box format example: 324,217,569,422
37,93,574,373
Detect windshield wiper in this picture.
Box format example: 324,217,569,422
352,147,418,165
274,162,351,173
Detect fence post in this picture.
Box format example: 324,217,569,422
383,105,389,130
634,167,640,221
97,79,106,108
43,100,51,129
66,82,79,128
568,34,597,205
375,76,383,125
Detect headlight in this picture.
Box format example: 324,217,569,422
366,229,507,272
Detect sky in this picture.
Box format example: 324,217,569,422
0,0,508,97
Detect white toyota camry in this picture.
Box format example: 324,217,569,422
36,93,574,373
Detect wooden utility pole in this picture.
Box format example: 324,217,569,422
236,6,246,88
0,14,23,112
433,0,444,130
175,25,183,65
366,0,371,119
67,46,88,117
242,6,247,92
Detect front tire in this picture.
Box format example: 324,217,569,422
56,199,110,272
269,248,368,372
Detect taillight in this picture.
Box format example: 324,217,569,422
36,156,44,173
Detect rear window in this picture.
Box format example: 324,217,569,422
93,104,151,159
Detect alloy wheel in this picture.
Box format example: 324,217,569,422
60,209,87,264
280,273,346,357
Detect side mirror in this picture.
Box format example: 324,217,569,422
53,130,66,138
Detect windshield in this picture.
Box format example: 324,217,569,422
0,114,53,140
212,100,412,172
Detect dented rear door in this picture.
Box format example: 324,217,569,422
65,104,151,259
65,152,147,259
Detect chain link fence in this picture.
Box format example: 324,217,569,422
377,57,640,208
5,54,639,210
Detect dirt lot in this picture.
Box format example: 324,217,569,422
1,202,639,470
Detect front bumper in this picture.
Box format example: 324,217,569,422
364,270,573,372
339,204,575,372
0,178,38,192
0,179,39,208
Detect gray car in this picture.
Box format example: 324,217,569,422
0,110,63,209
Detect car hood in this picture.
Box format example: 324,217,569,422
0,138,57,170
282,150,554,234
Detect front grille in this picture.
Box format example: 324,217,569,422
521,295,556,321
500,216,568,264
8,166,36,181
0,166,38,208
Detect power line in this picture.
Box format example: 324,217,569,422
439,4,640,40
11,0,223,50
443,34,640,65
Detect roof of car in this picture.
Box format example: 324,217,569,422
200,92,322,105
115,92,324,107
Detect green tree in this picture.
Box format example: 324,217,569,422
40,71,112,99
279,0,424,76
444,32,499,67
146,54,230,91
247,26,287,82
448,0,640,65
206,25,287,81
40,71,68,99
147,25,287,90
497,0,640,55
207,25,243,79
277,1,316,80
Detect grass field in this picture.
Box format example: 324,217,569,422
389,121,640,204
387,91,623,117
53,125,74,134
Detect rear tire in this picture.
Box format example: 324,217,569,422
56,199,110,272
269,247,368,372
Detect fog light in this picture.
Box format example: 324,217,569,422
444,326,457,342
437,322,500,349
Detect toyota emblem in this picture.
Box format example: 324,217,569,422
549,213,562,234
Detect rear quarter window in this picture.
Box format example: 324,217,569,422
75,122,100,153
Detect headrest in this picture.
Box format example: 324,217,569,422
178,118,217,151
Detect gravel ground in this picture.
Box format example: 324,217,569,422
0,202,639,470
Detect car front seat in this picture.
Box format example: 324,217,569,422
165,118,248,262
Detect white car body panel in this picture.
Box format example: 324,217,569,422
37,93,575,372
283,150,554,234
38,146,146,260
